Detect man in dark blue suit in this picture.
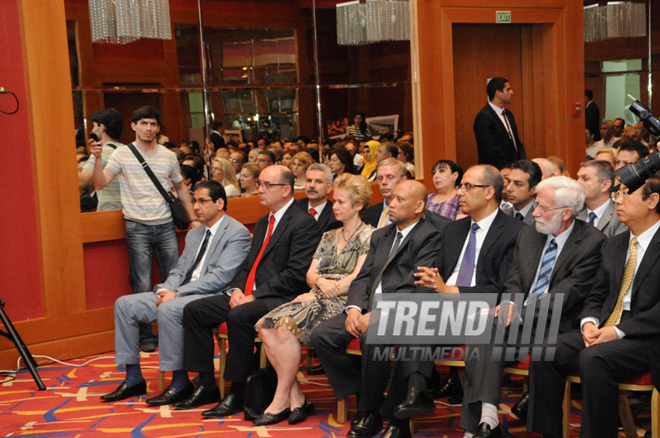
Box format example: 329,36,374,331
474,77,526,169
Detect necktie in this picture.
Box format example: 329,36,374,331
378,205,390,228
244,215,276,296
502,109,518,151
526,239,558,305
309,208,317,219
588,211,597,226
181,229,212,285
515,212,524,221
456,223,479,286
370,231,403,293
605,237,638,326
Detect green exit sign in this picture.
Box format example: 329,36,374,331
496,11,511,23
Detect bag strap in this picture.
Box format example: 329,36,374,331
127,143,174,205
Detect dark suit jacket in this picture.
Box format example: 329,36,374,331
296,197,341,233
580,226,660,387
229,200,322,302
363,201,451,232
346,218,443,311
503,204,535,225
209,131,226,151
503,219,606,333
585,100,601,141
363,202,385,228
435,210,523,297
473,104,526,169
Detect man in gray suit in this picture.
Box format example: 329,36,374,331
576,160,627,237
460,177,605,438
100,181,251,405
503,160,542,225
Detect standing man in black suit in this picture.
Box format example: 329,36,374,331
175,165,322,415
363,158,407,228
585,89,601,142
210,121,226,151
296,163,341,233
310,180,444,438
387,165,524,438
474,77,526,169
528,177,660,438
460,176,605,438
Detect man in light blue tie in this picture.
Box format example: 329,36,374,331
457,176,606,438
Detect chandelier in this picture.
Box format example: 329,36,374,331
584,2,646,43
336,0,410,46
89,0,173,44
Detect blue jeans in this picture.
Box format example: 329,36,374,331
124,219,180,294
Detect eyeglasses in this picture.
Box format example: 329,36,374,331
212,167,222,172
611,190,631,201
256,180,288,189
457,183,490,192
192,198,213,205
532,201,567,213
229,158,240,164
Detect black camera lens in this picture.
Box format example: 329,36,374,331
616,151,660,193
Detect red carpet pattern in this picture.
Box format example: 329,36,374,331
0,351,653,437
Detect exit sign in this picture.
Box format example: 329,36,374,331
496,11,511,23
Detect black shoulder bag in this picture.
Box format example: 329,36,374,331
127,143,190,230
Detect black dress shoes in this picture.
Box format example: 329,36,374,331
347,411,383,438
510,391,530,421
288,397,315,424
201,392,244,418
145,384,194,406
100,381,147,402
393,385,436,419
253,408,291,426
381,422,412,438
172,385,220,410
474,422,502,438
307,364,325,375
433,369,463,399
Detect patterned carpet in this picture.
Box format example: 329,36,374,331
0,350,652,437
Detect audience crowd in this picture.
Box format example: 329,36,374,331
84,103,660,438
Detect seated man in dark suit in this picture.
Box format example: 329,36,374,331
363,158,407,228
528,177,660,438
460,176,605,438
296,163,341,232
503,159,542,225
310,180,444,438
100,181,251,405
175,165,322,415
386,165,525,437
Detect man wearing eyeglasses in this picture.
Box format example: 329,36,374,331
177,165,322,416
458,176,605,438
385,165,524,438
528,178,660,438
100,181,251,405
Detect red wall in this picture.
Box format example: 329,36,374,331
0,0,44,321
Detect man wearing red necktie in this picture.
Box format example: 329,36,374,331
177,165,322,416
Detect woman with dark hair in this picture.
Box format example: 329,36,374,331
346,111,372,141
329,148,357,178
427,159,464,220
397,141,416,178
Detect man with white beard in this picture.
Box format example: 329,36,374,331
458,176,606,438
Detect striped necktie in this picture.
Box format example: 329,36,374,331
525,239,557,305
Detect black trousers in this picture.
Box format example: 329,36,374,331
182,294,280,383
528,330,651,438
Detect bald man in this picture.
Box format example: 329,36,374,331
311,180,444,438
532,158,560,180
